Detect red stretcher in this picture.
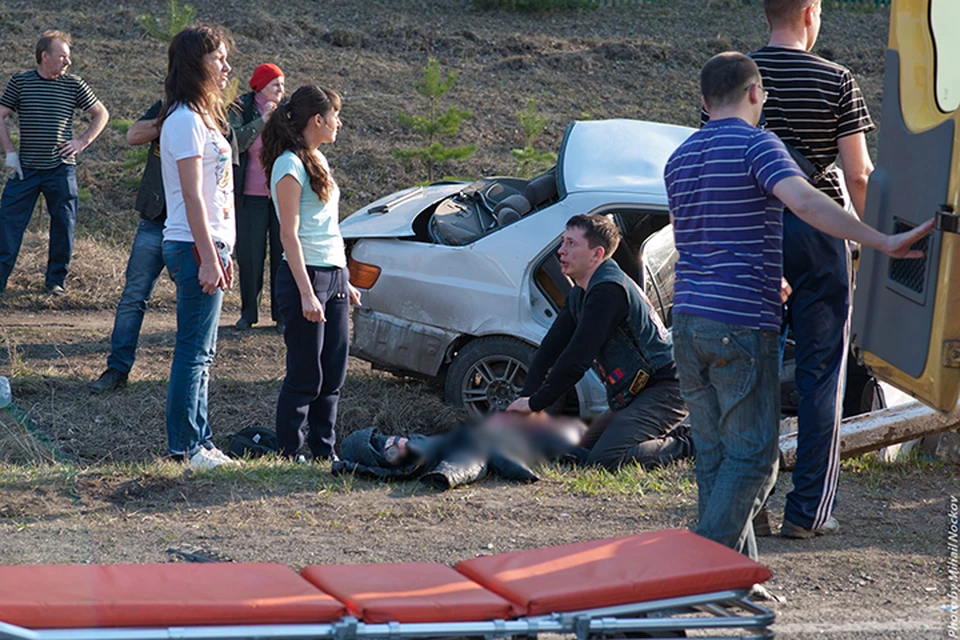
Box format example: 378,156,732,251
0,530,775,640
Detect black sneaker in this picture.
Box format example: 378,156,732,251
90,368,128,393
46,284,65,297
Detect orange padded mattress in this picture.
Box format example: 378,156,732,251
300,562,522,623
0,562,347,629
455,529,772,616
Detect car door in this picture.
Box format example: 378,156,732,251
852,0,960,412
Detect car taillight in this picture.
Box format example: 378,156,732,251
349,258,381,289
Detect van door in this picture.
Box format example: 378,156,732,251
852,0,960,412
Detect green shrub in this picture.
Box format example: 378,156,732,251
394,58,476,183
510,99,557,178
138,0,196,42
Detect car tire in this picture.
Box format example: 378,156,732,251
445,337,536,419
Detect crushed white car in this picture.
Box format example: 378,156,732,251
341,119,692,419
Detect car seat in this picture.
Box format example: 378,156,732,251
492,170,559,228
524,169,558,210
492,194,532,226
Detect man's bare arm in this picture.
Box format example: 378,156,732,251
59,101,109,158
773,175,932,258
126,118,160,146
837,131,874,219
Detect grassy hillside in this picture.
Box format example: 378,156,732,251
0,0,889,305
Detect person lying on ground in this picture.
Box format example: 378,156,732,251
331,412,587,490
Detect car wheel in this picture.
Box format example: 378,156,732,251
445,337,536,419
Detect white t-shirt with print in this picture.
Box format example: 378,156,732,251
160,103,236,251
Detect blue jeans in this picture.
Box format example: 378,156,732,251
162,240,228,458
672,313,780,561
107,218,166,374
0,164,78,289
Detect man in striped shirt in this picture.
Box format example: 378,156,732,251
665,52,930,561
751,0,874,540
0,30,109,295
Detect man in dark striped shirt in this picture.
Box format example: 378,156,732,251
0,30,109,295
752,0,873,540
665,52,930,562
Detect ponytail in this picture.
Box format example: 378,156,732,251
260,85,342,202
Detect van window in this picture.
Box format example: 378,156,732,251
931,0,960,112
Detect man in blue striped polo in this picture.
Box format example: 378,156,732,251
0,30,109,295
664,52,931,561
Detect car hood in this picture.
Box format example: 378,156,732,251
558,119,695,197
340,183,466,239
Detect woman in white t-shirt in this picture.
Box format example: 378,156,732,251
157,26,239,470
259,85,361,461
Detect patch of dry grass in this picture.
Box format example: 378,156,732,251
0,227,177,311
0,407,57,464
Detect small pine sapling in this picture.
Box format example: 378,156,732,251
139,0,196,42
394,58,476,183
510,99,557,178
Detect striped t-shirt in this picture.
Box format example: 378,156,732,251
750,46,874,205
0,70,99,170
664,118,806,331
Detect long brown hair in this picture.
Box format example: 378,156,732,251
158,25,229,132
260,85,342,202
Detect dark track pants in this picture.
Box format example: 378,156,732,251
235,195,281,325
782,212,851,530
582,376,692,471
274,261,350,459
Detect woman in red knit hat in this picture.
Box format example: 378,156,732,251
229,63,286,332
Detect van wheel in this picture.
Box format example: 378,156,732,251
445,337,536,420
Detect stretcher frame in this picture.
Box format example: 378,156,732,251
0,593,774,640
0,531,776,640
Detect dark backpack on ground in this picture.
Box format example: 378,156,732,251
227,427,278,459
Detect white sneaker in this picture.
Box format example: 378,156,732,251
188,448,238,470
206,447,242,465
750,583,786,603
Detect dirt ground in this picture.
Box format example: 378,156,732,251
0,1,956,638
1,308,957,639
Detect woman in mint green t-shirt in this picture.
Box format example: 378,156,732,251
260,85,361,460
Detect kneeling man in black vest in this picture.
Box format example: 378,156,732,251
507,213,692,470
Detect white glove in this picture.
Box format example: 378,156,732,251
4,152,22,180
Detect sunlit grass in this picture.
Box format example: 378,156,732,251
539,458,695,498
841,448,951,476
0,453,700,501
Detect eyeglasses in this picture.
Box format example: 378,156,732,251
744,82,768,104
